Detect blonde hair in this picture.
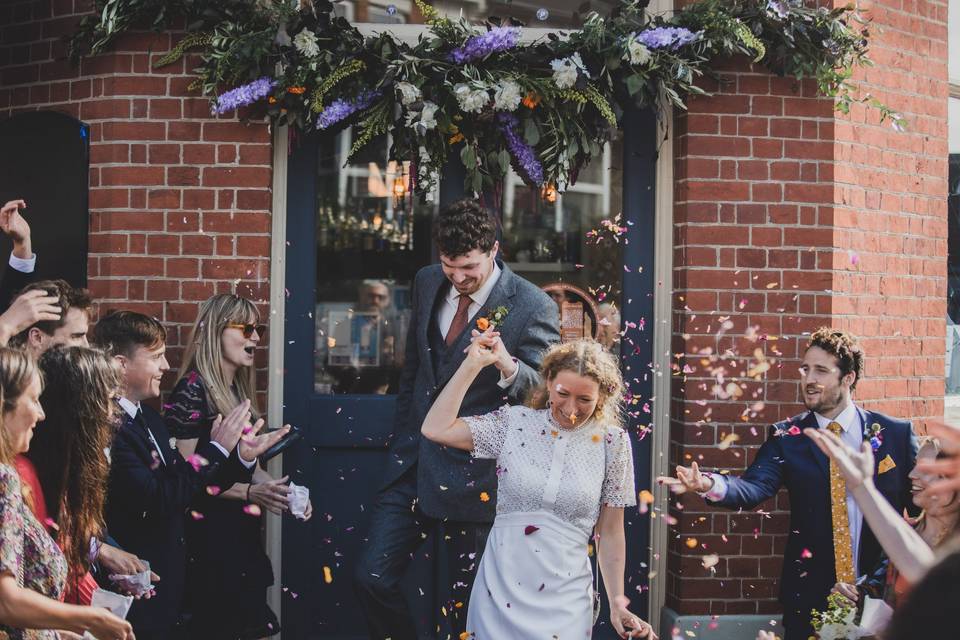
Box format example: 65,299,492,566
0,347,39,466
526,339,625,427
177,294,261,417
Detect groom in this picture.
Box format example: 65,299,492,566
661,328,917,640
354,199,559,639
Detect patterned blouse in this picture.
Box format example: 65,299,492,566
0,463,67,640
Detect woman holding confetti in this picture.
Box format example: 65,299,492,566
421,337,654,639
166,294,312,640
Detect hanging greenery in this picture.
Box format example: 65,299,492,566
69,0,902,197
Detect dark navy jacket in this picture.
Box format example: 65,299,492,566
709,408,917,625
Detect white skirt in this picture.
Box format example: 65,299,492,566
466,510,594,639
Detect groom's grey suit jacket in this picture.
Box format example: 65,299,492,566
382,262,559,522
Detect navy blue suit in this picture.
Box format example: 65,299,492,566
709,408,917,640
105,404,253,638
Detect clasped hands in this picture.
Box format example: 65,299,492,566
463,326,517,378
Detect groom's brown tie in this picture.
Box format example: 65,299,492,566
446,294,472,346
828,421,855,582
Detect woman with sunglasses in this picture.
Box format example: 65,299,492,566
165,294,312,640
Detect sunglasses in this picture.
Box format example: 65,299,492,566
224,322,267,338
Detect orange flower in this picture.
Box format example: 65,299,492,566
449,132,465,144
268,96,277,104
287,86,306,94
522,92,541,109
476,317,490,331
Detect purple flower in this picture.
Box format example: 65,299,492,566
316,90,381,130
450,26,521,64
766,0,790,19
870,436,882,451
212,76,277,115
636,26,700,50
498,112,543,187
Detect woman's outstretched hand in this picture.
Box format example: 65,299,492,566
803,427,875,490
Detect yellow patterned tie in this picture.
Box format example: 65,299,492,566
827,421,855,582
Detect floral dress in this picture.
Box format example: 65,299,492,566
0,463,68,640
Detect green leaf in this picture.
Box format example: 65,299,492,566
523,118,540,146
625,74,644,96
460,145,477,171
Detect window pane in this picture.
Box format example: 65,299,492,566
314,131,436,394
341,0,623,28
501,140,624,352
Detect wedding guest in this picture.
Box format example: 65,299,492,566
0,347,134,640
166,294,311,640
883,543,960,640
819,435,960,608
95,310,291,640
24,345,151,605
0,199,40,311
660,328,917,640
353,199,559,640
8,280,91,357
422,339,653,639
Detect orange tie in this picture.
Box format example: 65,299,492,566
445,294,472,346
827,421,855,582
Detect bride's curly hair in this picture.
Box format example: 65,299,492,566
526,339,625,427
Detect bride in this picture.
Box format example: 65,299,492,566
422,336,655,639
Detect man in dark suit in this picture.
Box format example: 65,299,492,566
94,311,290,639
354,199,560,640
661,328,917,640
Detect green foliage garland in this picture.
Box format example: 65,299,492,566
69,0,903,197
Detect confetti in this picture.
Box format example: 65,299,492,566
701,554,719,570
685,537,698,549
323,566,333,583
479,492,490,502
717,432,740,450
801,548,813,559
524,525,540,535
189,510,204,520
243,504,262,516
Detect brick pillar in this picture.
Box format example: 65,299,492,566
667,0,949,623
0,1,274,397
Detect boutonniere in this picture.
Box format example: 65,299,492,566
864,422,883,451
476,305,509,331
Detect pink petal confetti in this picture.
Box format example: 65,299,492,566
849,251,860,265
185,453,209,472
786,425,801,436
243,504,262,517
206,485,222,496
187,371,199,385
801,548,813,559
524,525,540,535
189,510,204,520
44,517,59,531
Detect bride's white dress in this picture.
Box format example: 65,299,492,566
462,405,636,639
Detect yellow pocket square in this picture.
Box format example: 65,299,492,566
877,455,896,474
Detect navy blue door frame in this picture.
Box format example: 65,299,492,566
280,107,658,639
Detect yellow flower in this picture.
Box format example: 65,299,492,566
479,491,490,502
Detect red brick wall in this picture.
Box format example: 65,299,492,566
667,0,949,618
0,0,274,396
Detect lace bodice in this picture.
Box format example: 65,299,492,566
464,405,636,538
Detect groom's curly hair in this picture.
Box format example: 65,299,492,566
807,327,865,390
432,199,498,258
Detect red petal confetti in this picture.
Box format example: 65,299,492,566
524,525,539,535
801,548,813,559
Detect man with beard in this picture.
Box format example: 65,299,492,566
660,328,917,640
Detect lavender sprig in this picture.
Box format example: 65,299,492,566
636,27,700,50
450,26,521,64
316,90,381,129
212,76,276,115
497,112,543,186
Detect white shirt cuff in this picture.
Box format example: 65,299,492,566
8,252,35,273
237,452,257,469
700,472,729,501
497,358,520,388
210,442,230,460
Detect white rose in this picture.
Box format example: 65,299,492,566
550,59,578,89
493,79,522,111
624,38,652,66
453,83,488,113
396,82,421,106
419,101,439,130
293,29,320,58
